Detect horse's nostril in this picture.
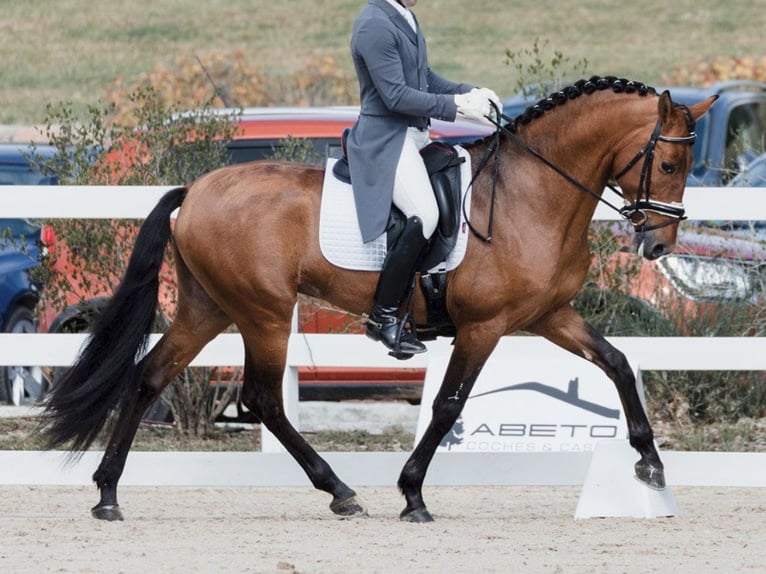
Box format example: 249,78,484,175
650,243,667,260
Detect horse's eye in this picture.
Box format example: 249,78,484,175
660,162,676,175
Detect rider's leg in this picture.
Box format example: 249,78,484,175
366,128,437,355
366,216,428,353
391,128,438,240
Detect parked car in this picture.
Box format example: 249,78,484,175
224,105,493,162
0,143,58,186
37,108,493,404
503,80,766,335
0,143,58,404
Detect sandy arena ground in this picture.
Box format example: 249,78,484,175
1,485,765,573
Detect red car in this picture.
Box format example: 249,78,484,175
40,106,494,403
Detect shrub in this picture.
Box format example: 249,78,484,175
662,55,766,86
505,37,589,99
33,86,240,437
105,51,358,124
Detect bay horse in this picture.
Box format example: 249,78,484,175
42,77,716,523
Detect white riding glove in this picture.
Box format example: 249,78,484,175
474,87,503,120
454,87,503,122
454,90,491,121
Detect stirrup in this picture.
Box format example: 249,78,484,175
387,317,423,360
366,311,425,360
389,350,415,360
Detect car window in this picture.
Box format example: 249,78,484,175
227,138,343,165
689,114,708,175
0,163,57,185
722,102,766,183
728,155,766,187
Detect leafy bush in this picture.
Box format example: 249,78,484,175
662,55,766,86
33,86,240,437
505,37,589,99
585,236,766,432
105,51,357,124
268,136,325,166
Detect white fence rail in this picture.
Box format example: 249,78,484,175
1,185,765,458
2,184,766,219
1,332,765,370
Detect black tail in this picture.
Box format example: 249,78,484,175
41,186,188,452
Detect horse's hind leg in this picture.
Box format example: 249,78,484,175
91,273,231,520
529,305,664,489
238,329,367,517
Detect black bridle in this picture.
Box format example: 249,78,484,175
464,102,697,242
612,117,696,230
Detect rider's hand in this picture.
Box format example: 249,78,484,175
473,87,503,119
454,91,491,121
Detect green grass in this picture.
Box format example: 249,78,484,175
1,0,763,125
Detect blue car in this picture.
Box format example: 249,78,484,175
0,143,56,404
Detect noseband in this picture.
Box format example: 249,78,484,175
612,111,697,232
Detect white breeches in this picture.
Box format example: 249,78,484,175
392,127,438,239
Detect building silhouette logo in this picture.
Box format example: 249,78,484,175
438,377,621,450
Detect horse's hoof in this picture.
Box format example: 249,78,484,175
91,504,124,521
399,507,434,523
635,460,666,490
330,494,368,517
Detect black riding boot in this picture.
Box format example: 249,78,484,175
366,216,428,357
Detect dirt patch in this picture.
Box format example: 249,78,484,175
1,485,765,573
3,411,765,572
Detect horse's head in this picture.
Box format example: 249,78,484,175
613,91,717,260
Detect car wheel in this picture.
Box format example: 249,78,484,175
0,307,51,405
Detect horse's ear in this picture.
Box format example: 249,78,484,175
658,90,674,122
688,94,719,120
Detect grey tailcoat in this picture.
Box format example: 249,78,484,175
347,0,474,243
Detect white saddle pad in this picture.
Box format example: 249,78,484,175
319,147,473,272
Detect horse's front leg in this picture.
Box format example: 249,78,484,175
398,327,500,522
529,305,664,489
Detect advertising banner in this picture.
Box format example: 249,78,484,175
416,338,635,453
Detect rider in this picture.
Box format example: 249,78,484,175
347,0,502,355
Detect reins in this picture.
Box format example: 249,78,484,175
463,100,696,242
462,121,502,241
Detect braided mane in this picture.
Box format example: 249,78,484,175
510,75,657,129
